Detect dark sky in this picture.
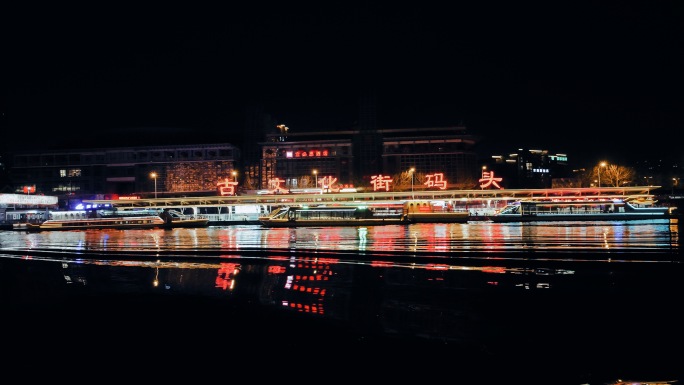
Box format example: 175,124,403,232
4,2,684,167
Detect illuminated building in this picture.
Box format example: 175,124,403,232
487,148,570,189
8,143,240,207
260,125,480,191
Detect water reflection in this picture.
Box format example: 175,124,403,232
1,220,681,383
0,219,679,255
1,250,680,383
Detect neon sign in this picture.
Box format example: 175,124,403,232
319,175,338,192
267,178,288,194
424,173,447,190
217,178,238,196
479,170,503,189
371,174,393,191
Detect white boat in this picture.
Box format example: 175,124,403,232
489,199,673,223
158,209,210,228
23,207,207,231
25,215,166,231
258,200,475,227
258,205,406,227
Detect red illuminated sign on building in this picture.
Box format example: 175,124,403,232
267,178,288,193
371,175,393,191
479,171,504,189
217,178,238,196
424,173,448,190
320,175,338,192
294,149,329,158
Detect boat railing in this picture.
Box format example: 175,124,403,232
165,209,208,221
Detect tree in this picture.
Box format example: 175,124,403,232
392,170,423,191
590,164,636,187
299,175,314,188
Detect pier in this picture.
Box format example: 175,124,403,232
79,186,663,225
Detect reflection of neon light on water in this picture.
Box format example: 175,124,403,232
358,227,367,251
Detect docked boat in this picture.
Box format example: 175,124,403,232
258,205,406,227
158,209,210,228
25,215,166,231
403,200,470,223
489,199,673,222
23,206,208,231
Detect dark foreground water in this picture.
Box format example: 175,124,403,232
1,221,681,384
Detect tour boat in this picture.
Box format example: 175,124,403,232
259,200,475,227
158,209,210,228
258,205,406,227
488,199,673,222
25,215,167,231
23,207,208,231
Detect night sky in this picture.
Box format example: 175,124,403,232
4,3,684,167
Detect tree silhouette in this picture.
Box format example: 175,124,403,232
590,163,636,187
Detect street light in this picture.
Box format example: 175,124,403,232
598,161,607,188
409,167,415,198
232,170,237,183
313,169,318,190
481,166,487,190
150,172,157,199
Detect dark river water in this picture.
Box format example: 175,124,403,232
1,220,681,384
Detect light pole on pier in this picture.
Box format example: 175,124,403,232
150,172,158,199
598,161,607,188
409,167,415,199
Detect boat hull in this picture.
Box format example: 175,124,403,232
162,218,210,228
405,212,469,223
489,213,670,222
259,218,406,228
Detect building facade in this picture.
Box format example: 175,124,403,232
487,149,570,189
8,143,240,207
260,126,481,191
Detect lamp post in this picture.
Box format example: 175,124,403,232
150,172,157,199
598,161,607,188
409,167,415,198
232,170,237,183
481,166,487,190
673,177,680,194
313,170,318,190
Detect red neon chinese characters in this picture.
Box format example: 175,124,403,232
424,173,448,190
268,178,288,193
217,178,238,196
479,171,503,189
371,174,393,191
320,175,337,191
